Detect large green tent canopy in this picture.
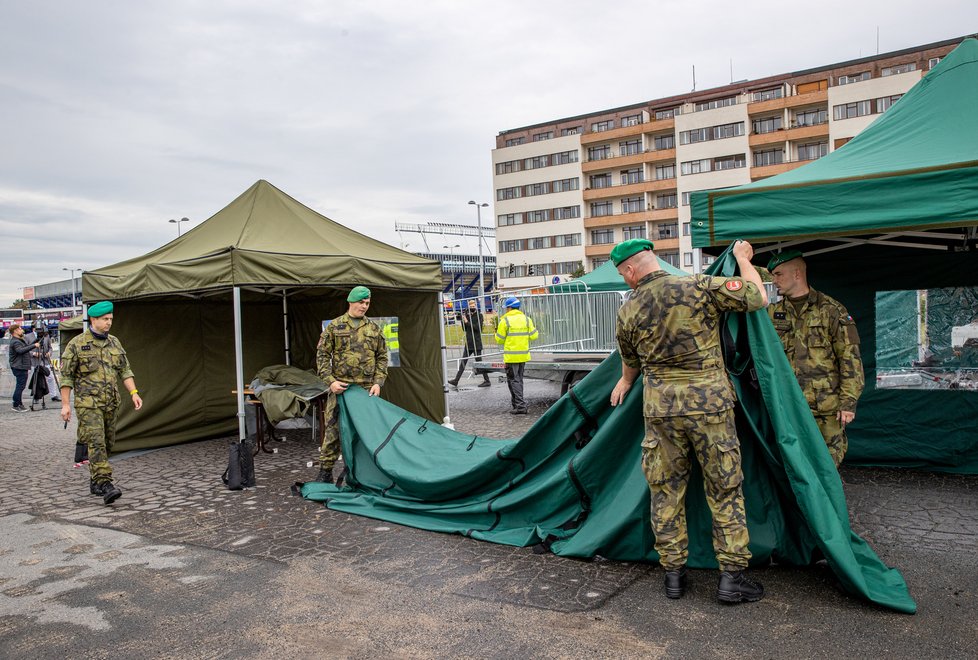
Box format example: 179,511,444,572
549,257,685,292
75,181,446,451
691,38,978,248
689,39,978,473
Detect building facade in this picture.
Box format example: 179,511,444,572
492,36,964,290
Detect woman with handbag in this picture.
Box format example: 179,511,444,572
29,326,58,410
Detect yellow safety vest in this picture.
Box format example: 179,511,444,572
383,323,399,351
494,309,538,363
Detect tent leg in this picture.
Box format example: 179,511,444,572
439,293,451,427
233,286,246,442
282,291,291,366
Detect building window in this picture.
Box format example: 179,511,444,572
794,108,828,127
658,222,679,240
928,57,942,69
620,168,643,185
752,87,783,102
679,122,744,145
654,107,677,120
527,209,550,223
660,252,680,267
654,134,675,150
553,178,580,192
681,158,711,175
753,148,784,167
837,71,871,85
681,191,692,206
881,63,916,77
622,225,646,240
495,160,520,175
525,155,549,169
554,233,581,248
656,193,677,209
622,114,643,127
695,96,737,112
561,126,581,136
833,100,872,120
498,213,523,226
714,154,746,171
683,252,694,267
526,182,551,196
497,186,522,201
590,201,614,218
588,145,612,161
655,164,676,180
682,222,691,236
592,257,609,269
532,131,554,141
504,137,526,147
591,228,615,244
620,139,642,156
553,150,579,165
554,205,581,220
591,120,615,132
752,116,782,134
622,197,643,214
797,142,828,161
876,94,903,113
589,173,613,189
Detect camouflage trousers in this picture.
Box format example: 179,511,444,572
77,405,118,484
814,413,847,468
641,410,751,572
318,384,372,469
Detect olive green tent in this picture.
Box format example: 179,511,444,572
691,39,978,472
76,180,445,451
548,257,686,292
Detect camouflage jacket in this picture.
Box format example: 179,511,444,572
60,331,135,409
768,288,864,414
316,313,389,387
616,271,765,417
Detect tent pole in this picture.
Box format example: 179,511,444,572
438,292,451,426
282,291,291,366
233,286,246,442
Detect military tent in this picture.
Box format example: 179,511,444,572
548,256,685,292
75,180,445,451
691,38,978,472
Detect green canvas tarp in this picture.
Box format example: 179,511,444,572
76,180,445,451
303,246,915,613
549,257,685,292
690,39,978,473
691,38,978,247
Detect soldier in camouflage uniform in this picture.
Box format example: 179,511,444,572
609,238,768,604
767,251,864,467
313,286,389,483
60,301,143,505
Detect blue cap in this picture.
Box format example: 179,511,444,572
503,297,521,309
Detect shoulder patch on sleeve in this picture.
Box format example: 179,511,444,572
724,280,743,292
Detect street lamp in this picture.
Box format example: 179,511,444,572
169,216,190,236
468,200,489,314
443,244,460,262
62,267,78,314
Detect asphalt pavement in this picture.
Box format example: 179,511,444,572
0,367,976,659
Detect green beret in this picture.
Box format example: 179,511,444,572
347,286,371,303
88,301,113,318
610,239,655,266
766,250,804,272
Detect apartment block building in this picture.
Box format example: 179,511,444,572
492,36,964,290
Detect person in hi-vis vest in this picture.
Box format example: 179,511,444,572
494,297,539,414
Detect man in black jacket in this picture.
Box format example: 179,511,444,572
449,300,491,388
7,324,39,412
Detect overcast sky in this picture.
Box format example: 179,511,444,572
0,0,973,305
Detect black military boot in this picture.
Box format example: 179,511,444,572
90,479,98,495
717,570,764,603
93,481,123,505
663,566,688,599
314,467,334,484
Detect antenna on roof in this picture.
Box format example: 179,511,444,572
730,59,733,84
876,26,880,55
692,64,696,91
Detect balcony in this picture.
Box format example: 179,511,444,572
747,89,828,114
583,207,679,229
748,121,828,148
585,243,614,257
583,177,677,201
580,116,677,144
583,147,677,173
750,160,808,180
